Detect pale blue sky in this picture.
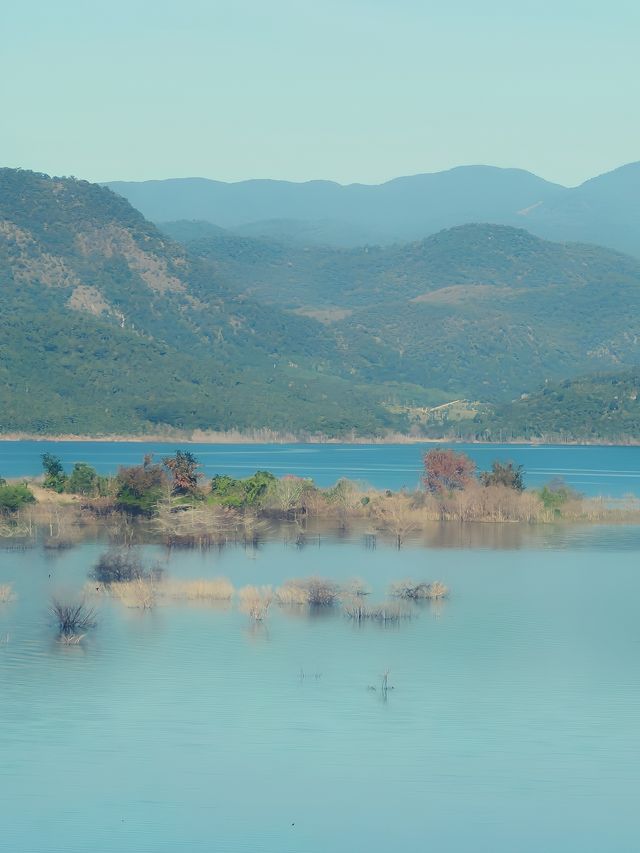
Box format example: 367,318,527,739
2,0,639,185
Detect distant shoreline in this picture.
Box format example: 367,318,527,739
0,431,639,447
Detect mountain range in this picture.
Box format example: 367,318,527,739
2,166,640,438
107,162,640,256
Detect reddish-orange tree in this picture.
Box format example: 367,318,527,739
163,450,200,496
423,449,476,494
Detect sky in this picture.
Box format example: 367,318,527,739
2,0,639,186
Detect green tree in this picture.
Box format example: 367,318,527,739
0,483,36,513
115,455,167,515
210,470,276,508
66,462,99,496
42,453,67,492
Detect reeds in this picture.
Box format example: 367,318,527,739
164,578,234,601
0,583,14,603
343,596,410,623
276,582,310,606
238,585,273,621
389,580,449,600
49,598,96,638
109,578,158,609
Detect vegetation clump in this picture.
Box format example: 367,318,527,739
0,482,35,513
90,549,155,584
0,583,14,603
210,471,276,508
239,585,274,621
49,598,96,640
276,577,340,607
423,449,476,494
109,578,158,609
343,597,410,623
115,455,167,515
479,461,524,491
164,578,234,601
389,580,449,600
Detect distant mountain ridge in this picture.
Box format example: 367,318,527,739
107,162,640,255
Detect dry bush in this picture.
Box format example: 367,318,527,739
427,581,449,599
239,512,270,545
109,578,158,609
0,583,14,603
49,599,96,637
276,582,310,606
305,577,340,606
58,633,85,645
342,577,371,597
164,578,234,601
389,580,449,600
432,484,544,523
277,577,340,607
90,549,149,584
239,585,274,621
370,493,422,546
155,502,239,547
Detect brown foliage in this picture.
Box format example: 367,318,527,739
423,449,476,494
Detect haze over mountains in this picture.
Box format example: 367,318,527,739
107,161,640,257
2,166,640,438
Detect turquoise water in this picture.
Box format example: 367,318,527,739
2,525,640,852
2,440,640,496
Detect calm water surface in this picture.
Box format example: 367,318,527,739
2,440,640,496
1,524,639,852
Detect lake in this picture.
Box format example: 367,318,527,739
2,440,640,496
2,523,640,852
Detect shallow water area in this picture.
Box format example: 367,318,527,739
1,524,639,852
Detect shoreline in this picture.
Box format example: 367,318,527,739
0,431,639,448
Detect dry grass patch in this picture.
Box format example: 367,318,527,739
164,578,234,601
109,578,158,609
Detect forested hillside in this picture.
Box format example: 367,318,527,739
0,169,423,435
462,371,640,442
164,220,640,400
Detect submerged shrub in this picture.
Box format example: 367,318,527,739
0,583,14,603
277,576,340,607
49,598,96,638
90,549,155,584
276,582,310,606
239,585,273,621
342,578,371,597
389,580,449,600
